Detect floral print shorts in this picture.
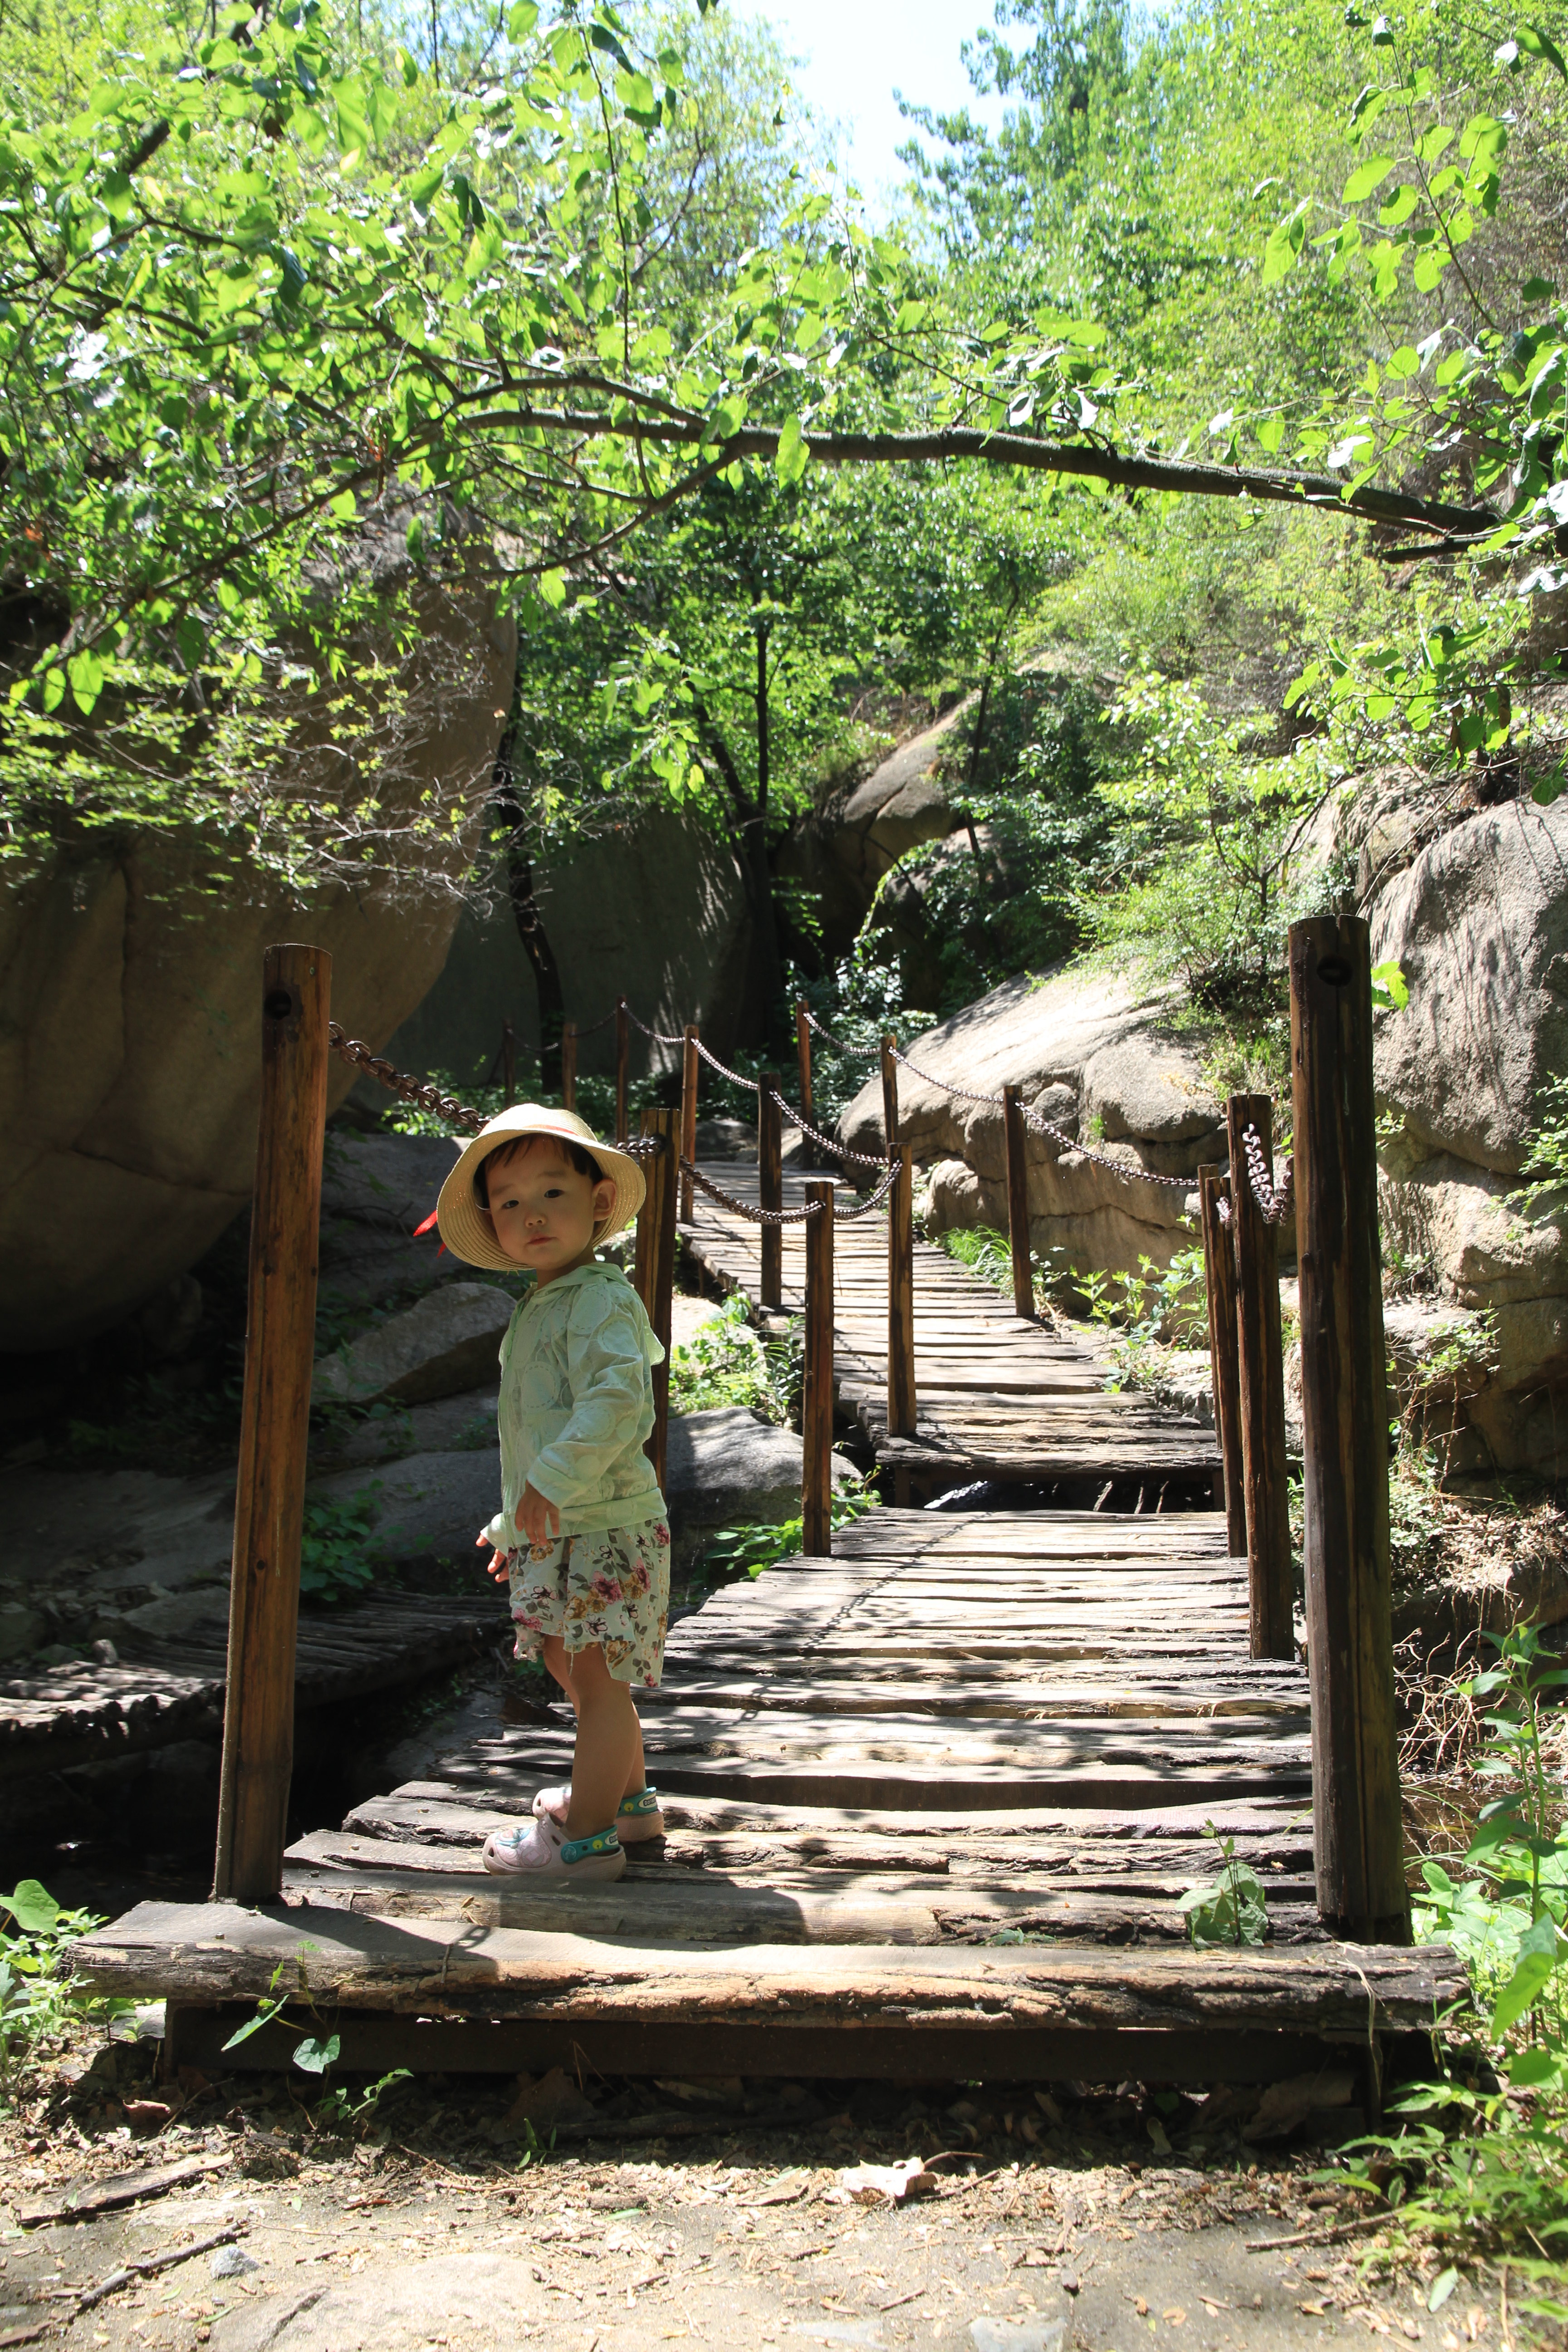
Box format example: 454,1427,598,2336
505,1516,671,1688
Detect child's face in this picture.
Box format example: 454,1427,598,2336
483,1139,615,1282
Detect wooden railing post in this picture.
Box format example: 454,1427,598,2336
1198,1163,1247,1558
615,998,629,1142
759,1070,784,1309
560,1019,578,1114
802,1181,835,1555
501,1018,516,1105
634,1108,678,1490
881,1031,899,1156
887,1143,917,1438
1290,916,1408,1944
680,1024,699,1225
1227,1092,1294,1661
796,1001,813,1129
1002,1083,1034,1322
213,944,331,1906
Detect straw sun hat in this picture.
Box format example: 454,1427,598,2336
435,1105,647,1274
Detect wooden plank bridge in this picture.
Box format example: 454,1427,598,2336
74,924,1449,2081
682,1162,1221,1499
81,1502,1456,2082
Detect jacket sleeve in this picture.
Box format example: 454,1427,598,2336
525,1287,655,1511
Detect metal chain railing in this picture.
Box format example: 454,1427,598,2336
622,1002,687,1047
1241,1124,1295,1225
681,1156,900,1225
328,1024,663,1159
693,1037,762,1093
761,1083,890,1172
802,1006,877,1058
884,1039,1194,1194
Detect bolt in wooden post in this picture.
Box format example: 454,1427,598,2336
679,1024,700,1225
212,944,332,1906
615,998,630,1142
1198,1164,1247,1558
634,1107,678,1491
802,1181,835,1556
887,1143,917,1439
1002,1083,1035,1322
560,1019,578,1114
759,1071,784,1309
796,1002,814,1130
1227,1093,1294,1660
881,1032,899,1157
1290,915,1409,1944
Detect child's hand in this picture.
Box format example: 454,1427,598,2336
476,1533,510,1583
514,1483,561,1547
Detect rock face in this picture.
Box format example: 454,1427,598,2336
774,703,968,959
365,804,756,1097
841,966,1240,1279
1371,799,1568,1472
663,1405,855,1572
0,520,516,1352
312,1282,515,1409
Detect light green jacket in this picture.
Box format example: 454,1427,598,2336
482,1262,667,1545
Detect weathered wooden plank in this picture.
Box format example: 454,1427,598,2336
74,1899,1465,2035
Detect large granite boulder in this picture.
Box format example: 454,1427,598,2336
774,702,969,959
840,966,1240,1279
0,514,516,1352
313,1282,515,1409
1370,799,1568,1472
366,804,756,1095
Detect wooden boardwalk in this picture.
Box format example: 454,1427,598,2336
683,1163,1221,1496
77,1509,1458,2083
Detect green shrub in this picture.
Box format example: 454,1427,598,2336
299,1486,383,1602
0,1882,132,2106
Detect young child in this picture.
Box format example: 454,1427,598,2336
435,1104,671,1882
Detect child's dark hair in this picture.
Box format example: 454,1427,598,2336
474,1132,605,1209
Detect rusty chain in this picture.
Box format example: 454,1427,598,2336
682,1155,900,1225
1240,1124,1295,1225
328,1025,663,1159
761,1083,890,1173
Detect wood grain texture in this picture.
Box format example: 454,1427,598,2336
634,1106,677,1490
760,1069,783,1308
213,943,331,1907
1290,917,1407,1944
615,997,629,1142
1003,1083,1034,1323
1227,1095,1294,1660
795,1001,813,1129
887,1144,917,1439
802,1180,834,1556
1199,1165,1247,1557
680,1024,699,1225
561,1018,578,1115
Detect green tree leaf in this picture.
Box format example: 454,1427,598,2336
774,414,809,486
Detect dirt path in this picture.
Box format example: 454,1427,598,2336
0,2055,1509,2352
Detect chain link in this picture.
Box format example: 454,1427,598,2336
803,1007,877,1058
622,1001,687,1047
886,1043,1194,1194
682,1160,824,1224
762,1083,890,1172
569,1007,617,1036
694,1037,762,1093
1240,1125,1295,1225
328,1025,491,1133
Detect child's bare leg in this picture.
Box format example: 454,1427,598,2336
550,1637,653,1797
539,1633,579,1713
563,1643,641,1840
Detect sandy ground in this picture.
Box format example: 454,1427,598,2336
0,2053,1512,2352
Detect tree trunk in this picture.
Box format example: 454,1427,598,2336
492,741,564,1094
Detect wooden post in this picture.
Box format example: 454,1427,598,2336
796,1002,813,1130
887,1143,917,1438
759,1070,784,1309
680,1024,699,1226
560,1019,578,1114
212,944,331,1906
802,1180,835,1556
615,998,629,1142
1290,916,1409,1944
881,1031,899,1156
1002,1083,1034,1322
1198,1164,1247,1558
1227,1092,1294,1661
500,1018,516,1105
634,1107,678,1490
